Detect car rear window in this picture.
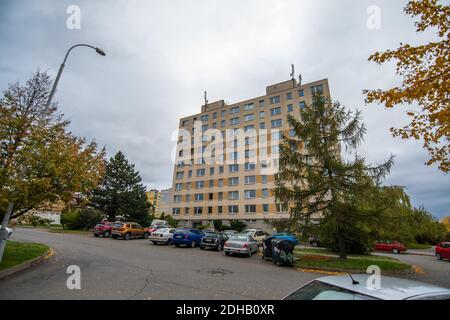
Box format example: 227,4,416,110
114,223,123,228
229,236,248,241
205,232,218,237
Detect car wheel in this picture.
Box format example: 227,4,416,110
392,248,399,254
200,246,205,250
175,244,180,247
143,232,149,239
436,253,443,260
191,240,196,248
124,233,130,240
225,251,230,256
103,231,110,238
167,238,173,245
94,234,99,237
152,241,157,245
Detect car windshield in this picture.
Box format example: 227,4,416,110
229,236,248,242
205,232,218,237
441,243,450,248
284,281,377,300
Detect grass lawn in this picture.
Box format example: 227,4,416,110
0,241,49,271
405,243,432,250
294,249,411,272
48,228,91,234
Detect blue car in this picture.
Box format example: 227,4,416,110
172,228,204,248
272,232,299,245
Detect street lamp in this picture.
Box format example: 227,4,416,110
45,44,106,109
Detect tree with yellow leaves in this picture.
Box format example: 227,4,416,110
365,0,449,172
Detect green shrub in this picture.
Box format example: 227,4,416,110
60,208,103,230
230,220,247,232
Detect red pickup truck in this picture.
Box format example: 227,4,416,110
94,222,115,238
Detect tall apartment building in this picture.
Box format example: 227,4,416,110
170,77,331,231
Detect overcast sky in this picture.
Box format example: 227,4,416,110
0,0,448,218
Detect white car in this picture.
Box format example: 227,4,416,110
239,229,267,243
1,227,13,239
149,227,176,245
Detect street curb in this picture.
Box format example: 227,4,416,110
0,247,54,280
294,265,415,276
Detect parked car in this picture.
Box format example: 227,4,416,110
239,229,267,243
374,240,406,254
93,222,115,238
200,231,228,251
149,227,176,245
435,242,450,260
2,226,13,239
111,222,149,240
308,236,321,247
224,235,259,257
272,232,299,245
148,224,170,233
283,275,450,300
223,230,238,237
172,228,204,248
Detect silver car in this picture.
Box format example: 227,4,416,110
224,235,259,257
149,227,176,245
283,275,450,300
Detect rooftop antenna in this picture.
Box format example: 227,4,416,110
204,91,208,105
298,73,302,86
348,272,360,285
290,64,295,80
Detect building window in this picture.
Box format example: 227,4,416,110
287,104,293,112
173,208,180,215
245,149,255,158
263,204,269,213
229,164,239,173
259,111,265,118
230,117,240,126
212,112,217,119
244,103,254,111
244,114,254,122
271,119,282,128
208,206,213,214
209,167,214,175
230,106,240,114
311,84,323,95
245,163,256,171
218,206,223,214
299,101,306,110
298,89,304,97
272,131,283,140
228,205,239,214
276,203,288,212
218,192,223,201
212,122,217,129
197,168,205,176
201,114,209,122
173,195,182,203
259,99,265,107
261,175,268,184
220,120,226,128
270,96,280,104
270,107,282,116
286,92,292,100
188,170,192,178
262,189,269,197
175,183,183,191
209,193,214,200
245,205,256,213
186,194,190,202
289,128,296,137
244,190,256,199
181,120,189,127
229,177,239,186
209,180,214,187
176,172,184,179
195,194,204,201
229,151,239,161
272,145,280,154
244,125,255,133
228,191,239,200
221,109,226,117
218,179,223,187
259,122,266,129
184,207,190,215
194,207,203,215
196,181,204,188
244,175,256,185
219,166,224,174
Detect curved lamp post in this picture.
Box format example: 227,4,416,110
45,44,106,109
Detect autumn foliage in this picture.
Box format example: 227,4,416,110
364,0,449,172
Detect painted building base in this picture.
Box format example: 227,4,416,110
176,218,289,233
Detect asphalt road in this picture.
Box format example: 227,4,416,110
1,228,448,300
0,228,318,300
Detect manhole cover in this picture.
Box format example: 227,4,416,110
198,268,233,276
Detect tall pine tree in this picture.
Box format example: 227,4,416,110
274,94,393,259
91,151,151,226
